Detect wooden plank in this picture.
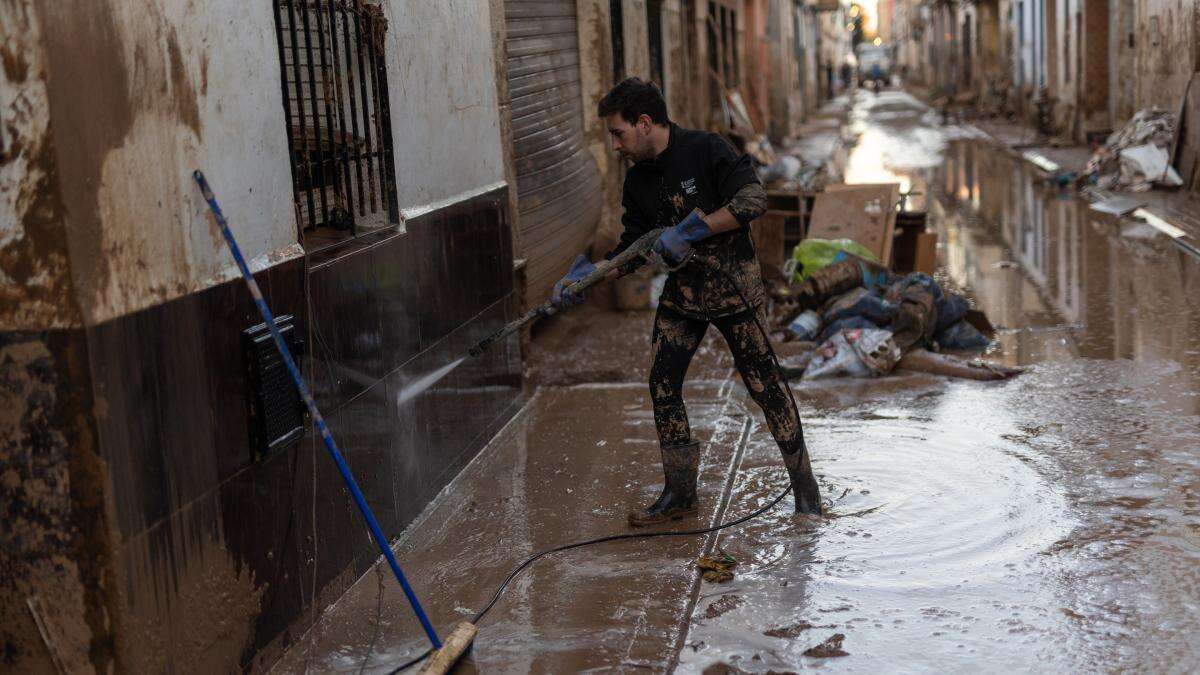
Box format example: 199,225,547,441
806,183,901,264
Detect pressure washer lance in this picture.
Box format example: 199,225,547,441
467,228,665,357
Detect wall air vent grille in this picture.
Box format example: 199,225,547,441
243,314,305,459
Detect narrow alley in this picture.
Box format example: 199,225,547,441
273,90,1200,672
4,1,1200,673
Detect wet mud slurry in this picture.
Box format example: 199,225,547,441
272,90,1199,673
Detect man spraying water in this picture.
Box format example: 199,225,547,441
550,78,822,526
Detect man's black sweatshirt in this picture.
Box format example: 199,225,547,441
605,123,767,319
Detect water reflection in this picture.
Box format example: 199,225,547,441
932,138,1200,385
685,93,1200,671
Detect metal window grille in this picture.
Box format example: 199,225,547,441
272,0,399,239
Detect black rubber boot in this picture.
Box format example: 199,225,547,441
782,445,822,515
628,441,701,527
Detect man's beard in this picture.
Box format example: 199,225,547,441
626,140,653,163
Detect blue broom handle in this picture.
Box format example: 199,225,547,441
193,171,442,651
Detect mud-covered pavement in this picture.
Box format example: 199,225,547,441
274,90,1200,673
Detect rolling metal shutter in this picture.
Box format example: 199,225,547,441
506,0,604,305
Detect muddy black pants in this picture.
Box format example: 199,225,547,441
649,303,805,454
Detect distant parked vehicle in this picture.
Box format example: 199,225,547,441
857,44,891,88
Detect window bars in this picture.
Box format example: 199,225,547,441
272,0,399,238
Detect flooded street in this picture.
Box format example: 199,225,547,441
15,3,1200,671
275,90,1200,673
682,90,1200,671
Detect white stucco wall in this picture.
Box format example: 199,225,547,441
6,0,513,328
384,0,507,214
18,0,301,327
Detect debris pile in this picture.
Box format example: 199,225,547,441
1086,109,1183,191
767,252,1018,382
717,88,837,192
756,148,837,193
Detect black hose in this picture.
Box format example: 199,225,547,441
708,263,807,428
386,484,792,674
469,482,792,626
387,248,805,674
387,648,433,673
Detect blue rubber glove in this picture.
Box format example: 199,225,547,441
653,209,711,268
551,254,596,308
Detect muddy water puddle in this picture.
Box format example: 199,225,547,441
684,378,1074,670
679,91,1200,671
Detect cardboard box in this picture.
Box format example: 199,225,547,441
807,183,900,264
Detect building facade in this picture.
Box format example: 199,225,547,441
1,0,521,671
889,0,1200,142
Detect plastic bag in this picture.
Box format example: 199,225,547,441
816,316,878,345
803,328,902,380
792,239,879,281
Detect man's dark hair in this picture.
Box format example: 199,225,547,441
597,77,670,126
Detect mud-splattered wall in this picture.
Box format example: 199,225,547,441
975,0,1004,104
623,0,654,80
662,0,690,125
761,0,802,141
1,1,523,672
1051,0,1080,134
1,330,111,674
0,1,78,331
27,0,300,328
576,0,625,258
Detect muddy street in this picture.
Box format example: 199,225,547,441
11,0,1200,669
272,91,1200,673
